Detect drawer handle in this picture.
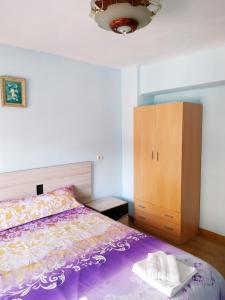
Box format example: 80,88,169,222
164,225,174,231
164,214,174,219
138,204,146,209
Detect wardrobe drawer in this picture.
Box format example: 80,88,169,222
135,201,180,224
157,219,181,236
135,209,150,226
150,205,180,224
135,210,181,236
135,201,149,211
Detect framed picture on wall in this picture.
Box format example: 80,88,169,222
0,76,26,107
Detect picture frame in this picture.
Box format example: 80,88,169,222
0,76,26,107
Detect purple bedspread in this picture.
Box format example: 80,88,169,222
0,205,224,300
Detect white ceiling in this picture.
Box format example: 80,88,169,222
0,0,225,68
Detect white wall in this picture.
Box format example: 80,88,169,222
121,66,138,214
0,44,122,199
140,45,225,94
121,45,225,236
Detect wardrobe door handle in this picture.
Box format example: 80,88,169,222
152,151,154,160
157,152,159,161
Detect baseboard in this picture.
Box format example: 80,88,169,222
199,228,225,244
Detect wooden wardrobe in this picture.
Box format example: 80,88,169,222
134,102,202,244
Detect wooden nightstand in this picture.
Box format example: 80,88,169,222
86,197,128,221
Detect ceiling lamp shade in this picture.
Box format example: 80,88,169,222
91,0,161,35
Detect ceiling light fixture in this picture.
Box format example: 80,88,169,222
90,0,161,35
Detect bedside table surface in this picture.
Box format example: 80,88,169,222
86,197,127,212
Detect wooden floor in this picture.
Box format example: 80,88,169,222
119,215,225,278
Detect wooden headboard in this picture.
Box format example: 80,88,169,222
0,161,92,204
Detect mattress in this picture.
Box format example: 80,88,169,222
0,205,224,300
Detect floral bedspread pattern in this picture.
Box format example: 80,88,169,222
0,205,224,300
0,186,79,232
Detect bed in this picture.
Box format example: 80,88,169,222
0,162,224,300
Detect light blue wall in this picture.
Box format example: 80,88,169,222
122,49,225,235
0,44,122,199
139,84,225,236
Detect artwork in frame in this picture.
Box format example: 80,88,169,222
0,76,26,107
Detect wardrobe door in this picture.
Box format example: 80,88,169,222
134,106,156,205
155,103,183,212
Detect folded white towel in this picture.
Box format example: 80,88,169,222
167,254,180,284
132,255,197,297
157,251,168,281
146,252,160,280
147,251,180,283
